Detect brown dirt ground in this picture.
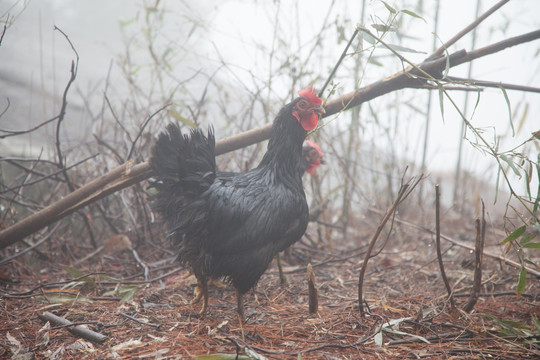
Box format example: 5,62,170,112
1,210,539,359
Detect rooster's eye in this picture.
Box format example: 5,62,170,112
297,100,309,110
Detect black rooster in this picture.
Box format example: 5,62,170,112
186,140,324,297
151,86,324,318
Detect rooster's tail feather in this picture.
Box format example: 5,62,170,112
150,123,216,227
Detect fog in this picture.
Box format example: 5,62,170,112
1,0,539,203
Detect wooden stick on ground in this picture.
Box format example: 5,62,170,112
307,263,318,314
463,201,486,313
38,311,107,344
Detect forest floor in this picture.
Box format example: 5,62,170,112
1,208,539,359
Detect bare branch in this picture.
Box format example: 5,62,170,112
428,0,510,60
0,115,59,139
446,76,540,93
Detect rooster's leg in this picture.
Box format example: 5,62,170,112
192,277,208,314
276,253,287,284
236,289,244,321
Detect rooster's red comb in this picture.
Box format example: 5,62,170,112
298,86,322,106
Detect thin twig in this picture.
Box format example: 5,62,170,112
0,15,8,46
0,115,59,139
0,154,98,195
427,0,510,60
0,97,10,119
126,103,170,161
130,247,149,281
358,172,424,315
318,25,360,97
119,312,160,328
445,76,540,93
52,26,97,249
435,184,455,307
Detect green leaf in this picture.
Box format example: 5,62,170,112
118,285,138,303
443,49,450,79
381,1,397,13
494,166,501,204
532,314,540,333
65,266,85,278
501,225,526,245
499,86,514,136
363,33,376,45
517,267,527,295
385,43,426,54
41,291,91,304
371,23,395,32
169,109,196,128
437,84,445,121
500,154,521,177
64,267,96,287
523,242,540,249
524,168,532,201
400,9,427,23
368,57,384,67
519,232,536,245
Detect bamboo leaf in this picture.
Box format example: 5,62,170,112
523,242,540,249
516,103,529,135
525,164,532,201
532,315,540,333
119,285,138,303
368,57,384,67
437,84,445,121
381,1,397,14
519,232,536,245
501,225,526,245
371,23,395,32
384,43,426,54
500,154,521,177
494,165,501,204
534,154,540,216
517,267,527,295
443,50,450,79
499,86,514,136
65,267,96,287
169,109,196,128
400,9,427,23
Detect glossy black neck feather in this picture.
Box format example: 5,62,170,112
257,98,307,182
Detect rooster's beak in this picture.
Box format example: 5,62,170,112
314,106,326,116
